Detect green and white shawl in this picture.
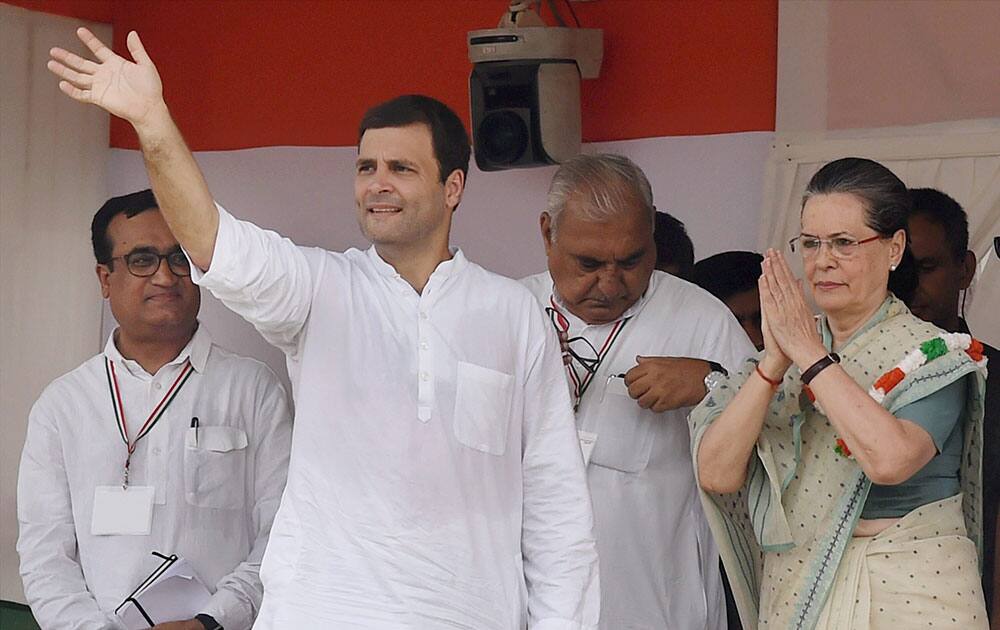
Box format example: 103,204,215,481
689,296,988,630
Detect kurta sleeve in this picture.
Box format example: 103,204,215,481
189,204,316,357
519,304,600,630
17,394,126,630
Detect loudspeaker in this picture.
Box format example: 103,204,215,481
470,60,581,171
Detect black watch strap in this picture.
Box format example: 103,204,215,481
195,614,223,630
706,360,728,377
800,353,840,385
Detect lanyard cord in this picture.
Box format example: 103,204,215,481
105,357,194,487
548,296,630,410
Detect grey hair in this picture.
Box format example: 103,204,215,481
546,153,655,240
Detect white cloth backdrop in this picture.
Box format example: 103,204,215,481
0,5,111,603
105,131,774,391
759,119,1000,346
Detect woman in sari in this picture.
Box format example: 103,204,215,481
690,157,989,629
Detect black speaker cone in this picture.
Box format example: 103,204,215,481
478,110,529,165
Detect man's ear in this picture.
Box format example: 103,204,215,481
540,212,555,255
959,250,977,290
444,169,465,212
96,263,112,299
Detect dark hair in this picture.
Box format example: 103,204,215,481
908,188,968,261
358,94,471,183
803,157,917,302
692,251,763,301
91,189,159,264
653,211,694,279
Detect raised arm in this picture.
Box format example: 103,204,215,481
757,250,937,485
50,28,315,352
48,28,217,269
696,285,791,494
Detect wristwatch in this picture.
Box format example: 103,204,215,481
195,614,223,630
703,360,728,392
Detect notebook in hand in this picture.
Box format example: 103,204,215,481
116,552,212,629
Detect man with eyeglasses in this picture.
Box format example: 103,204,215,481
522,154,754,629
17,189,292,630
902,187,1000,622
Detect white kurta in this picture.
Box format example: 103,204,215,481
17,326,292,630
192,206,599,629
522,271,754,630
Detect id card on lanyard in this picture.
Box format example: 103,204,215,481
91,357,193,536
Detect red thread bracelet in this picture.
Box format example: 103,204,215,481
755,365,781,389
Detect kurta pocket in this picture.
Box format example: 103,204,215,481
184,425,248,509
453,362,514,456
587,379,655,473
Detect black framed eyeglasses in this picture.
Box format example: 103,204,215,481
545,307,601,375
107,251,191,277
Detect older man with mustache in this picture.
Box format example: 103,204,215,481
522,154,754,629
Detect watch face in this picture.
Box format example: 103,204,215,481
704,371,723,392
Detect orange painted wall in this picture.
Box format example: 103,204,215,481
14,0,778,150
5,0,112,23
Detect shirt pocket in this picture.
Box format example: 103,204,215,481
588,379,656,473
184,425,248,509
453,361,514,456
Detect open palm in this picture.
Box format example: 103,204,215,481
47,28,163,125
760,250,823,367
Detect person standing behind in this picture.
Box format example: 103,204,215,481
523,154,754,629
653,210,695,279
46,28,598,628
18,190,292,630
906,187,999,623
692,251,765,351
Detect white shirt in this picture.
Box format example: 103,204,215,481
191,206,599,629
522,271,754,630
17,325,292,630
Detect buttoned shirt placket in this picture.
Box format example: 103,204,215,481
110,347,196,504
383,268,437,423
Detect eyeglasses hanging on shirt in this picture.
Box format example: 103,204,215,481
546,297,630,411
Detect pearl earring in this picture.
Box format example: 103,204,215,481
890,263,897,271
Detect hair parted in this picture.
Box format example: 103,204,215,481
358,94,471,183
91,189,159,264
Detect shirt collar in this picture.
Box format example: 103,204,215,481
103,323,210,377
365,245,468,284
